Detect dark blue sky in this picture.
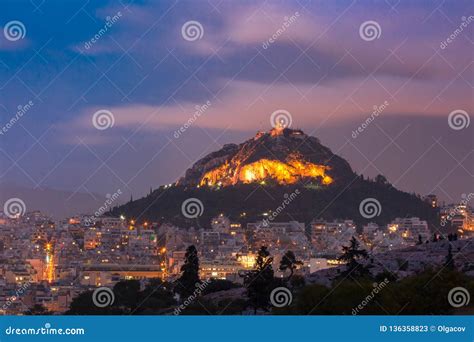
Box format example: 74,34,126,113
0,0,472,204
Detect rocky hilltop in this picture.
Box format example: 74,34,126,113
178,128,354,187
112,128,438,228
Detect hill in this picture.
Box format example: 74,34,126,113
111,128,438,229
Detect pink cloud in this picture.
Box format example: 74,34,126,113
62,74,471,144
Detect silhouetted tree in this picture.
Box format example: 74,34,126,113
175,245,200,299
138,279,176,313
278,269,474,315
338,237,369,278
444,245,455,270
279,250,303,281
202,279,240,296
66,279,176,315
416,234,423,245
375,174,389,186
114,280,140,312
241,246,274,314
66,290,124,315
289,274,306,289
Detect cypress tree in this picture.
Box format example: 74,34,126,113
242,246,274,313
175,245,200,299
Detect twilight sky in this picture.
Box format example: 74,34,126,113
0,0,472,206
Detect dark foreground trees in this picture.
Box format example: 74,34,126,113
174,245,201,299
338,236,369,278
66,279,175,315
241,246,275,313
63,240,474,316
279,250,303,281
275,268,474,315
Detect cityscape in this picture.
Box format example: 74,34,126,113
1,128,473,315
0,0,473,319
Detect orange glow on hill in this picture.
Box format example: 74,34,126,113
200,158,333,186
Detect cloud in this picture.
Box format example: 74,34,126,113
61,73,471,144
67,0,467,89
